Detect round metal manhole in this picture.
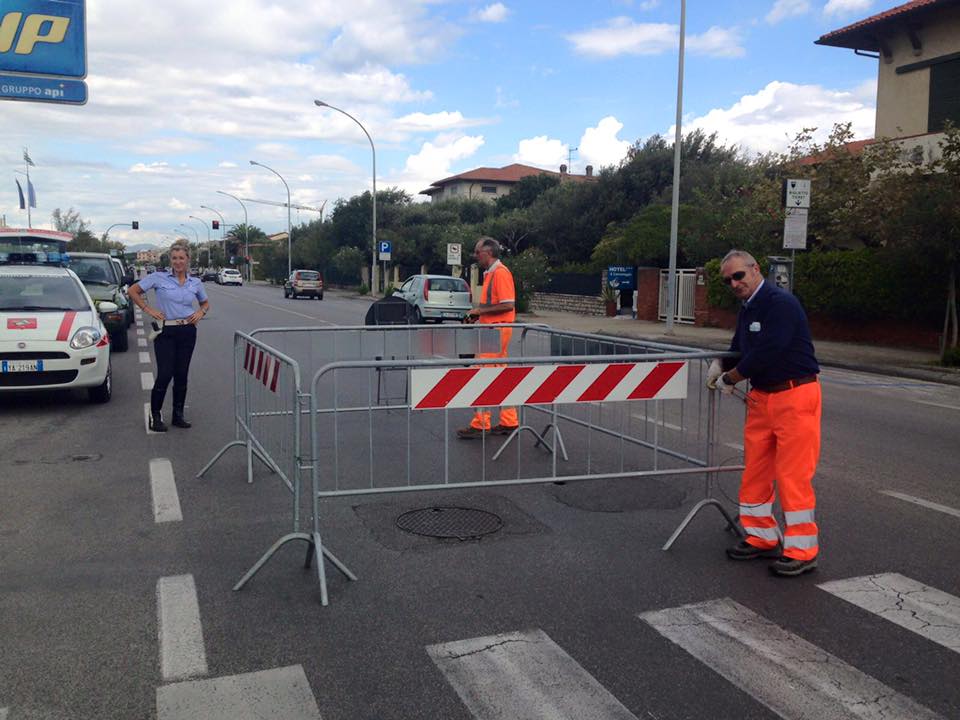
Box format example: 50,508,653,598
396,506,503,540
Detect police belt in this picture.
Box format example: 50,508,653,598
752,374,818,394
164,318,194,326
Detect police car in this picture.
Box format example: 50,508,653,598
0,264,114,402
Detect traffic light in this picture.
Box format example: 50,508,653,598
132,221,139,230
212,220,220,230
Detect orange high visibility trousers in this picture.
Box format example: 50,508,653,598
739,381,821,561
470,326,518,430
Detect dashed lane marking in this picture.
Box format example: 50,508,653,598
156,665,322,720
157,575,208,683
139,351,151,364
136,327,145,336
427,628,638,720
910,399,960,412
880,490,960,520
138,338,148,347
214,288,336,324
640,597,943,720
141,372,154,390
818,573,960,655
150,458,182,523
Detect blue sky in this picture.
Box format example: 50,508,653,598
0,0,881,247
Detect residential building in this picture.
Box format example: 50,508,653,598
420,163,596,203
136,249,159,264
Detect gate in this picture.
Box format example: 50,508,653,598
658,269,697,324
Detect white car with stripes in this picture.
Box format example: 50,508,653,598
0,265,114,402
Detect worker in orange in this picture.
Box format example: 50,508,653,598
457,236,519,439
706,250,821,577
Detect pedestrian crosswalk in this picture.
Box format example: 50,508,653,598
425,572,958,720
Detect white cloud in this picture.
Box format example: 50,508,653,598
766,0,811,24
392,111,485,133
823,0,872,17
473,3,509,22
168,197,189,210
513,136,568,169
495,86,520,108
129,162,171,174
218,161,238,168
392,134,485,197
672,80,875,155
567,18,745,58
579,116,632,170
132,137,209,155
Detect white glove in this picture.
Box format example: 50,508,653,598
705,359,723,389
716,373,736,395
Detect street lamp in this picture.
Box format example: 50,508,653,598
103,221,138,242
217,190,250,281
249,160,292,277
314,99,377,293
178,222,204,267
665,0,686,334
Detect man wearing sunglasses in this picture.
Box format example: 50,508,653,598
706,250,821,576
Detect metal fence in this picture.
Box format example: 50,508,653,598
200,324,745,606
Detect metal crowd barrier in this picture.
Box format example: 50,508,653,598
200,324,745,606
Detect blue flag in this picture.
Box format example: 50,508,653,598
27,179,36,208
15,179,25,210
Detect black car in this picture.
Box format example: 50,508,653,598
201,271,218,282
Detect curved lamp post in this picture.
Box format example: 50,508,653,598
217,190,250,280
249,160,292,277
314,100,377,292
200,205,226,260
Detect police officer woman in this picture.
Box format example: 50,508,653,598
128,240,210,431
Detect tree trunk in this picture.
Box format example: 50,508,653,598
949,265,958,348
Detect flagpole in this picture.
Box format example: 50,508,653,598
24,148,31,228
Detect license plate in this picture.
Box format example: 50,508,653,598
1,360,43,372
443,312,461,318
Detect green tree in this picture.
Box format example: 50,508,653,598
509,247,551,312
331,246,365,283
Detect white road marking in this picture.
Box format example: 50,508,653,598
139,351,151,364
0,707,8,719
818,573,960,655
138,337,148,347
427,628,637,720
145,403,161,435
631,414,682,432
639,597,943,720
136,327,145,336
141,371,154,390
880,491,960,520
911,399,960,412
216,288,335,324
157,575,208,682
156,665,322,720
150,458,182,523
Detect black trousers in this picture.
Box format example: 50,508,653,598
151,324,197,414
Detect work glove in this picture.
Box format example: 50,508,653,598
705,359,723,389
715,373,736,395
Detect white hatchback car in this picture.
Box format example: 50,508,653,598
0,265,114,402
218,268,243,285
394,274,472,323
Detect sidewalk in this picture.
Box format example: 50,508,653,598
519,309,960,387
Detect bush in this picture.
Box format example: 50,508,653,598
383,283,395,297
358,283,369,296
942,346,960,367
509,248,551,312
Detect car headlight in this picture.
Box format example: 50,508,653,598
70,326,103,350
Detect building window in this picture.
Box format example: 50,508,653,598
481,186,497,194
448,185,458,195
929,57,960,133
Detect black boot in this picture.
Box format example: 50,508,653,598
150,389,168,432
172,385,191,428
149,411,168,432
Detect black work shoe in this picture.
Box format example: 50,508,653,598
149,412,168,432
171,413,191,429
770,556,818,576
456,426,487,439
490,424,518,436
726,539,781,561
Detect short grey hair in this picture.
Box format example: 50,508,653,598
476,236,501,258
169,240,191,257
721,249,756,267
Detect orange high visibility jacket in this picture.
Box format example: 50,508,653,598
479,260,516,324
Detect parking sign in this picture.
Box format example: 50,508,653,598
378,240,391,261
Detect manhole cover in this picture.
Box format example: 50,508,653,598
396,506,503,540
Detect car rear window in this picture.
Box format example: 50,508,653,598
0,275,89,311
428,278,469,293
296,271,320,280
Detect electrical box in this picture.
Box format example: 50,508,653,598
767,256,793,293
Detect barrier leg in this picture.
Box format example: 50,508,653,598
306,532,358,607
196,439,276,479
233,533,313,590
661,499,745,551
196,440,246,478
492,423,568,462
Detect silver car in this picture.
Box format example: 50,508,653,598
395,274,471,323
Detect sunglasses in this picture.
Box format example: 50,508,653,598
722,270,747,285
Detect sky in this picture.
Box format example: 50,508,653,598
1,0,882,248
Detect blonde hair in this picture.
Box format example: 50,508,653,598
169,240,191,258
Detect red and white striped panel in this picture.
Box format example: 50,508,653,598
242,342,282,393
411,361,687,410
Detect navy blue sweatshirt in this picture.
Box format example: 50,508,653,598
724,281,819,387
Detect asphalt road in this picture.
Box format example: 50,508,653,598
1,281,959,720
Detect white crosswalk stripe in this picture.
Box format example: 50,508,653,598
818,573,960,654
427,629,637,720
639,597,944,720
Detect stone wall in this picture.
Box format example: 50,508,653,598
530,292,605,316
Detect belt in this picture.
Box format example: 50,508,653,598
752,375,818,393
164,318,194,326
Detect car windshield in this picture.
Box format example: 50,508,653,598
0,275,89,311
67,257,117,286
428,278,469,293
297,271,320,280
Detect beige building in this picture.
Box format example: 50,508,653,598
136,249,159,264
420,163,596,203
817,0,960,162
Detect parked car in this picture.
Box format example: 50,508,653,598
110,257,136,327
217,268,242,286
394,274,471,323
201,270,218,282
283,269,323,299
64,252,131,351
0,264,113,402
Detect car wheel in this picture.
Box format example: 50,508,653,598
413,307,424,324
111,329,129,352
283,288,289,298
88,361,112,403
317,293,323,300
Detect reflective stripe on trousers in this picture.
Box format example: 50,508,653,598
470,325,518,429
